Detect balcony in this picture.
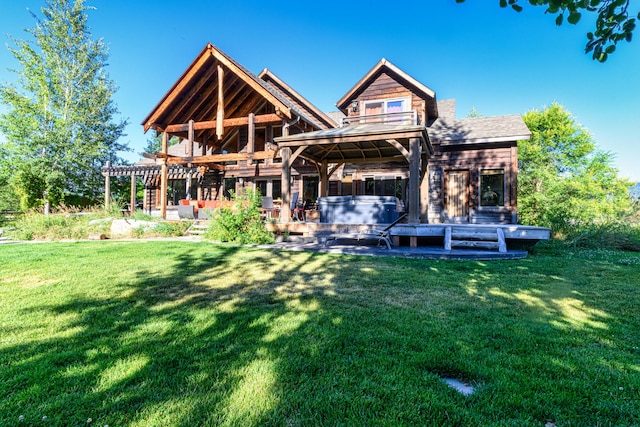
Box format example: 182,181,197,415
340,110,419,127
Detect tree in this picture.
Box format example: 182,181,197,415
518,103,633,234
141,131,180,156
0,0,128,212
466,105,483,118
456,0,639,62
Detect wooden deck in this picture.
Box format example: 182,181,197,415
266,222,550,251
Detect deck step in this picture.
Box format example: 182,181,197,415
450,240,500,250
444,226,507,252
451,230,498,241
186,221,208,236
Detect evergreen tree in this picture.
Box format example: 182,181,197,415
519,103,633,235
0,0,128,211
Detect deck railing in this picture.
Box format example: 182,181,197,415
340,110,419,127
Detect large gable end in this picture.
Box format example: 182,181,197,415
336,58,438,122
141,43,295,141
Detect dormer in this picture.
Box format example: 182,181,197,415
335,58,438,126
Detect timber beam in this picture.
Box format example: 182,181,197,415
165,150,279,165
162,113,282,133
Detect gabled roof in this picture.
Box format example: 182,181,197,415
336,58,438,119
258,69,337,129
141,43,331,142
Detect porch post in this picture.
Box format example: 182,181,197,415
280,147,292,223
408,137,421,224
319,159,329,197
130,175,136,214
247,113,255,167
160,132,169,219
104,160,111,210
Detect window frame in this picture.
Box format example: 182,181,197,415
362,97,410,116
478,168,506,209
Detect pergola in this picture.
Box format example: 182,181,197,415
275,123,433,223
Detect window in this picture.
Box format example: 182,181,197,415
362,176,405,198
223,178,236,200
363,98,409,124
255,180,267,197
480,169,505,207
272,180,281,199
302,176,319,205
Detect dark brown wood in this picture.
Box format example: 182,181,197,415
163,113,281,133
216,65,225,139
280,146,291,223
247,112,255,166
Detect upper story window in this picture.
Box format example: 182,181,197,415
343,97,415,125
363,98,408,115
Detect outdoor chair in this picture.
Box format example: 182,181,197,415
323,213,407,249
177,204,196,219
260,196,275,219
290,192,305,221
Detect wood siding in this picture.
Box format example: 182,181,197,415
428,143,517,224
347,72,428,124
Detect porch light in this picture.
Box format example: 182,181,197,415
351,100,359,113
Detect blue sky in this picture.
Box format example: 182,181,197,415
1,0,639,181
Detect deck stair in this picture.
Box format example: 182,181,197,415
186,221,208,236
444,226,507,253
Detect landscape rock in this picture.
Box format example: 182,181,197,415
110,219,158,237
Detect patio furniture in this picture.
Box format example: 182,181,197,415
291,192,305,221
324,213,407,249
260,196,276,219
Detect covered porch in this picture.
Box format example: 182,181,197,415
275,123,433,224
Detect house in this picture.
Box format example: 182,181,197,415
103,43,533,231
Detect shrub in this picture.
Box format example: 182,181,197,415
563,222,640,252
9,209,111,241
204,190,274,244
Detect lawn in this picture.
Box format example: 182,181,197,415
0,241,639,426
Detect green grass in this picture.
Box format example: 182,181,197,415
1,242,639,426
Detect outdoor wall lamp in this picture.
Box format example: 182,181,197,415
351,100,359,113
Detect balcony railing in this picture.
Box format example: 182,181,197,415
340,110,419,127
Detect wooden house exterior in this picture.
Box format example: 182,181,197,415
103,44,530,226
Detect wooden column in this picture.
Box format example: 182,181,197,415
408,138,421,225
247,113,255,166
104,160,111,210
265,125,273,165
185,120,194,200
280,147,292,223
201,134,208,156
420,165,429,222
160,132,169,219
320,159,329,197
130,175,136,214
216,65,224,140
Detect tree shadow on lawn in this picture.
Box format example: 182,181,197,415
1,243,639,426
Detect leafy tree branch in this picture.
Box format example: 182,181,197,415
456,0,638,61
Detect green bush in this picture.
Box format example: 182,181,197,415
563,222,640,252
9,209,111,241
204,190,274,244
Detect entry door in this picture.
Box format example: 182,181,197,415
446,171,469,222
